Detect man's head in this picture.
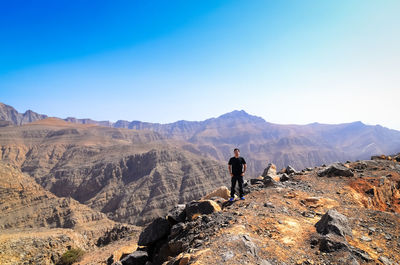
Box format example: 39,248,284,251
234,148,240,157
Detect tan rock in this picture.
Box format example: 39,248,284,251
201,186,230,200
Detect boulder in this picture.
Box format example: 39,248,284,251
318,234,349,252
315,209,352,237
262,163,278,180
317,163,354,177
250,178,264,185
138,217,171,246
285,165,298,174
185,200,221,220
201,186,230,200
279,173,290,182
166,204,186,224
120,251,148,265
263,176,278,187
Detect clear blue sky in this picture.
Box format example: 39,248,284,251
1,0,399,129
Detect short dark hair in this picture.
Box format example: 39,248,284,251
234,148,240,152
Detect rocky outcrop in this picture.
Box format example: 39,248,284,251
315,209,352,237
185,200,221,221
110,155,400,265
201,186,230,200
317,163,354,177
138,218,171,246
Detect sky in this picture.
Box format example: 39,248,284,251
1,0,399,129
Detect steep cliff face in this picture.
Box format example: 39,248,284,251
0,119,230,225
0,161,140,265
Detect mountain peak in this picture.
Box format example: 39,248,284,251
217,110,266,123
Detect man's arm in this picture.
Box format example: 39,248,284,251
241,164,247,176
228,165,233,176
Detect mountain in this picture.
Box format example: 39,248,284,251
0,117,229,225
0,161,140,265
2,102,400,176
104,154,400,265
114,110,400,175
0,102,48,126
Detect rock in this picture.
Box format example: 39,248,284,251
202,186,230,200
317,163,354,177
170,222,186,237
185,200,221,220
241,234,258,257
138,217,171,246
222,250,234,261
350,247,373,262
318,234,349,252
315,209,352,237
286,165,298,174
178,253,191,265
263,202,275,208
259,260,273,265
279,173,290,182
166,204,186,224
359,235,371,242
379,256,393,265
262,163,278,180
120,250,148,265
250,178,264,185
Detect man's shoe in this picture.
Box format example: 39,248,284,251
229,197,234,202
240,197,245,200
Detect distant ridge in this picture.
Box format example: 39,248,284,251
1,101,400,174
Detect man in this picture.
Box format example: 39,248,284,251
228,148,247,201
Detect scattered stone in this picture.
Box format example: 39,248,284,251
302,211,316,218
138,217,171,246
185,200,221,221
263,202,275,208
315,209,352,237
120,250,148,265
222,250,234,261
241,234,258,257
317,163,354,177
359,235,371,242
350,246,373,262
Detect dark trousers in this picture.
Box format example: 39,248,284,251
231,175,244,198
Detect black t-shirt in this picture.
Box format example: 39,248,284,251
228,156,246,176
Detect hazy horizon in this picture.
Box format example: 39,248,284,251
1,1,399,129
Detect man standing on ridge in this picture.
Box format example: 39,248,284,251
228,148,247,201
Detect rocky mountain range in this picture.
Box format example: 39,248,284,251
1,102,400,175
0,117,230,225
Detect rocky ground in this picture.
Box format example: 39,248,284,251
107,154,400,265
